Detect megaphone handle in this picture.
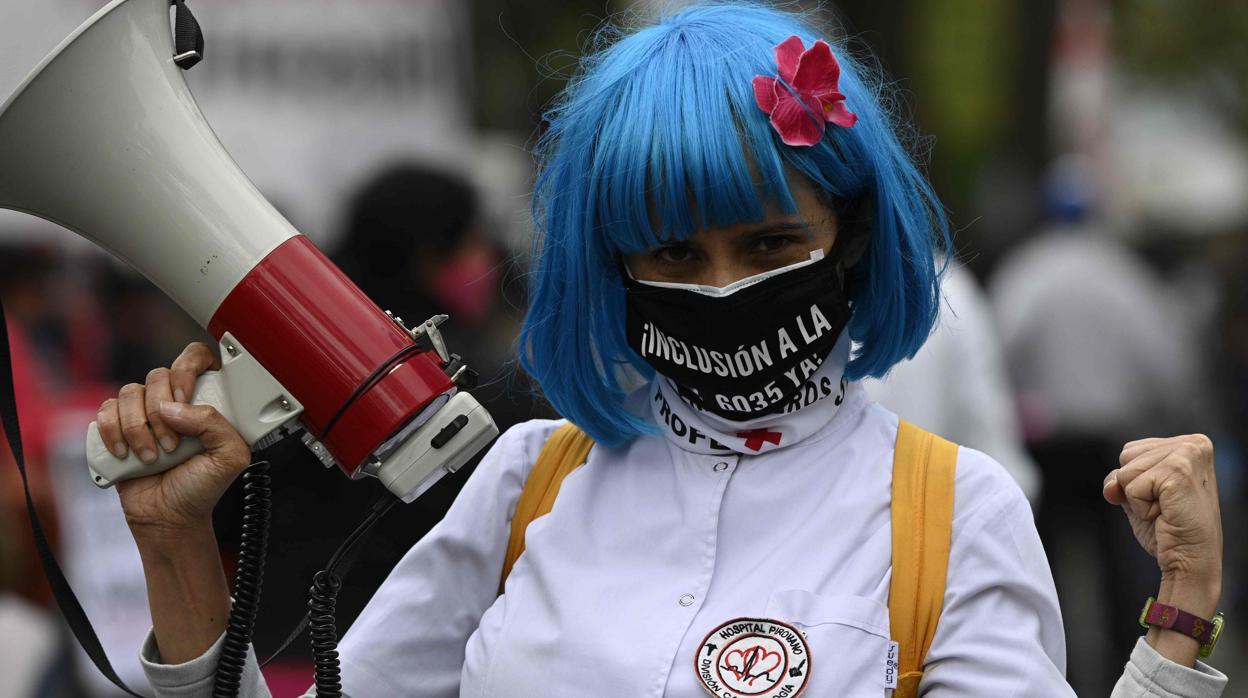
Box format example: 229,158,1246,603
85,370,228,488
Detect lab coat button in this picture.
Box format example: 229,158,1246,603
713,462,729,472
678,594,696,607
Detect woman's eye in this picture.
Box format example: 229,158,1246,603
753,235,797,254
653,245,694,264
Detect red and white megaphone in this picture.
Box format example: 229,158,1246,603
0,0,498,501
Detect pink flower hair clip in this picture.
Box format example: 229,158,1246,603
752,36,857,147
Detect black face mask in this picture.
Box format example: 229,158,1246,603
623,249,851,421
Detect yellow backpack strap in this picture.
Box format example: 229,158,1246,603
499,422,594,593
888,420,958,698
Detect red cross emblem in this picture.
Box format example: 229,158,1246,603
736,428,783,451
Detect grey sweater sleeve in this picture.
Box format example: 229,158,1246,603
139,628,321,698
1111,637,1228,698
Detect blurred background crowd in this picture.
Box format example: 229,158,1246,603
0,0,1244,696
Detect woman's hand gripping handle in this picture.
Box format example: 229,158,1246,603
95,341,255,663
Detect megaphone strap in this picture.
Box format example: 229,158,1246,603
171,0,205,70
0,297,147,698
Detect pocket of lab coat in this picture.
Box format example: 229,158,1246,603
764,589,893,697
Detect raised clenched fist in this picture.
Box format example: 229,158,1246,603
1103,434,1222,587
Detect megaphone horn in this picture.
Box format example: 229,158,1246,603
0,0,498,501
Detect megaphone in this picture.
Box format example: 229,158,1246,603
0,0,498,501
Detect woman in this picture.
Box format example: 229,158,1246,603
102,4,1227,696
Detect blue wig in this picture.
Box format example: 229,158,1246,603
519,2,951,447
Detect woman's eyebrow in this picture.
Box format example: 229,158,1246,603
739,221,812,238
654,238,699,248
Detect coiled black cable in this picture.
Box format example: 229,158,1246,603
207,454,400,698
308,569,344,696
238,490,397,697
212,461,272,698
306,493,397,697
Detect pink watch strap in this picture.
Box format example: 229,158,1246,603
1141,597,1215,643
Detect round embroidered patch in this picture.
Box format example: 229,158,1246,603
696,617,811,698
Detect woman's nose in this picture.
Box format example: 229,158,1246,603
700,260,755,289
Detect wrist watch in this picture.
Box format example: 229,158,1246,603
1139,596,1225,658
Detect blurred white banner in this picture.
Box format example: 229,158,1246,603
0,0,472,246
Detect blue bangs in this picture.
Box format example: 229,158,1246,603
520,2,951,448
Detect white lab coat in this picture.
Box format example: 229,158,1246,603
139,382,1228,697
